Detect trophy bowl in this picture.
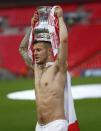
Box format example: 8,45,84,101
34,6,52,34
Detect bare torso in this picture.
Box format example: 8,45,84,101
34,63,67,124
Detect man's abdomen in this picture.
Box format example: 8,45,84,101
36,90,65,124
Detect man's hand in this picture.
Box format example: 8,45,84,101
31,11,39,26
54,6,63,18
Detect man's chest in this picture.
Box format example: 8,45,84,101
35,67,55,87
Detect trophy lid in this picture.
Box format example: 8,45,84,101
37,6,52,13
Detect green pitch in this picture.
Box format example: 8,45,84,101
0,77,101,131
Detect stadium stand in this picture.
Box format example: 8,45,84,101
9,7,35,27
0,7,35,27
70,52,101,76
0,3,101,76
68,24,101,69
61,4,78,12
0,34,28,75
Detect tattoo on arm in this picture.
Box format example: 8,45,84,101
19,28,34,69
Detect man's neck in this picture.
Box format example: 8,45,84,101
37,56,54,68
37,60,54,69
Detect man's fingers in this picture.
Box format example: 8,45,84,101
54,6,63,17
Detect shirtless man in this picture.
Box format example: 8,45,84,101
19,6,68,131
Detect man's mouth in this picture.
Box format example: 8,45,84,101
35,57,39,61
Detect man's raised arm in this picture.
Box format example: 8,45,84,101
55,6,68,71
19,28,34,69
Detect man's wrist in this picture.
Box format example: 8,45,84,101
58,17,64,21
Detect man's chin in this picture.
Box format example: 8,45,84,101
36,61,45,65
36,61,43,65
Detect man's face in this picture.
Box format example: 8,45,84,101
33,42,48,65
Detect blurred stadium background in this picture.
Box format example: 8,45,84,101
0,0,101,131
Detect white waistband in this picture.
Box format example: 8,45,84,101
38,119,68,128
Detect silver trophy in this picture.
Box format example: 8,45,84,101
34,6,52,42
